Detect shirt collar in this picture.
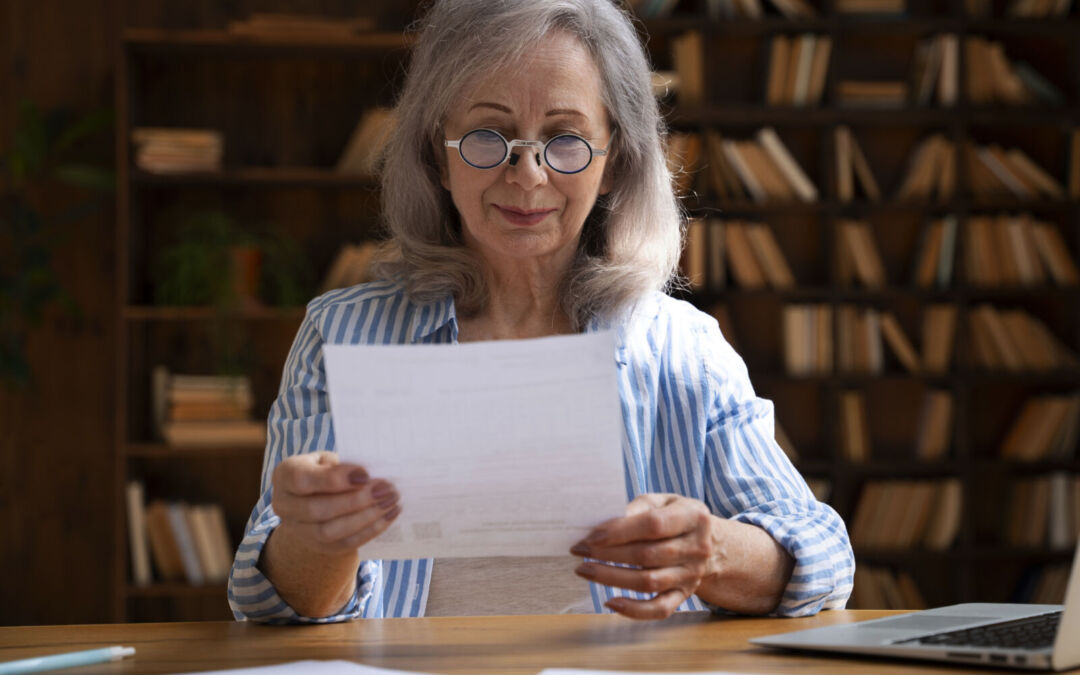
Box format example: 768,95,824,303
407,292,459,344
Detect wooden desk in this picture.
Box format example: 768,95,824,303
0,610,1018,674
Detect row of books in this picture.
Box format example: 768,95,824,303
783,304,956,375
683,128,1071,205
1006,473,1080,550
1015,563,1072,605
132,128,223,174
692,128,819,203
1005,0,1075,16
838,389,954,462
834,79,909,108
152,367,266,448
965,304,1079,373
966,36,1063,106
1000,392,1080,462
913,215,1077,290
910,34,959,107
850,565,927,610
132,106,395,177
765,34,831,107
850,479,963,550
682,219,795,291
126,481,234,586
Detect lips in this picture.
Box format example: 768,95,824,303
494,205,557,227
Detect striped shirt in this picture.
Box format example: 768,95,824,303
228,280,854,622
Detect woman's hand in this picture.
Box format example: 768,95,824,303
270,451,401,556
569,493,720,620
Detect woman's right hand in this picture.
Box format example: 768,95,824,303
270,450,401,555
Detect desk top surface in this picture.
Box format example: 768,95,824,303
0,610,1028,674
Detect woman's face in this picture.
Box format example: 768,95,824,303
440,31,613,276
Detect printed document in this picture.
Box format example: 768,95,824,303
323,331,627,559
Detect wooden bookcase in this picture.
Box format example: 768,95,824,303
112,27,413,622
642,2,1080,607
113,4,1078,621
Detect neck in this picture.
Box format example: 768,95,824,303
458,263,573,341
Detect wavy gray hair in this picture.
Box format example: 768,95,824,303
375,0,682,330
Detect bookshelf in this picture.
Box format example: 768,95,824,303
112,24,412,621
644,1,1080,608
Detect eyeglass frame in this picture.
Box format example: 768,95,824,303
443,128,614,175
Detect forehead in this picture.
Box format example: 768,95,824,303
453,31,607,120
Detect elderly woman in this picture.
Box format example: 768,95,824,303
229,0,854,623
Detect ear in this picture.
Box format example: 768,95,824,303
598,161,614,196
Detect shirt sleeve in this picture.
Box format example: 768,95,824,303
227,301,376,623
697,321,855,617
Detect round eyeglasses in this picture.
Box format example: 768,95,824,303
444,128,612,175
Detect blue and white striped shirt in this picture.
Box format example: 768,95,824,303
228,280,854,622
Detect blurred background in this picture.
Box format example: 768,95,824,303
1,0,1078,626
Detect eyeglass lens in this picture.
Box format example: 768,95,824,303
459,129,594,174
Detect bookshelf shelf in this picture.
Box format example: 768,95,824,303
125,443,266,459
132,167,379,188
125,28,414,54
122,306,307,322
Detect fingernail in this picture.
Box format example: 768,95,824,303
376,492,399,510
372,482,394,499
349,470,369,485
570,543,590,556
585,530,607,545
383,504,402,521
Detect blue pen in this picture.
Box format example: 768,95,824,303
0,646,135,674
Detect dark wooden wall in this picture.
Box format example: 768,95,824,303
1,0,415,626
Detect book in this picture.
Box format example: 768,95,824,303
756,127,818,202
336,107,396,175
671,31,705,106
837,220,887,288
766,36,791,106
839,390,871,462
161,420,267,448
937,35,959,107
913,219,945,288
880,312,921,373
847,129,881,201
922,304,957,373
744,222,797,288
125,481,152,587
707,219,726,291
791,34,817,106
145,501,185,582
924,479,963,550
166,503,205,584
835,80,908,107
835,127,854,203
1030,221,1080,285
915,390,953,461
186,506,223,583
721,140,768,203
724,222,768,288
1004,148,1066,200
806,36,832,105
683,218,708,289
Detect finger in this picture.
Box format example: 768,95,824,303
605,589,687,620
276,453,370,496
624,493,675,518
578,500,706,549
342,503,403,549
275,479,398,524
578,534,707,569
297,493,401,550
575,561,695,596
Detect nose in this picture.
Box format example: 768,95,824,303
505,150,547,189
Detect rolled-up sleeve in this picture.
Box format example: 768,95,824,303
227,299,376,623
698,322,855,616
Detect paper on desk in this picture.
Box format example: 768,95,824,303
323,331,627,560
176,661,435,674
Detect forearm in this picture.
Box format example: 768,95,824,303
697,516,794,615
258,522,360,618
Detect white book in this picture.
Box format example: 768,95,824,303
755,127,819,202
125,481,152,587
166,503,205,585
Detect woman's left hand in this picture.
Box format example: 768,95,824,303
570,493,721,620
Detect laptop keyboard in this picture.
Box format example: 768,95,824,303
898,611,1061,650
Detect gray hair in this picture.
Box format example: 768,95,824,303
375,0,683,330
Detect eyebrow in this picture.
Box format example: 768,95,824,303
467,102,589,119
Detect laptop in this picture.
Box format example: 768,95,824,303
751,541,1080,670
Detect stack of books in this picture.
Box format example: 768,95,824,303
132,128,223,174
126,481,234,586
336,107,396,176
834,306,921,375
153,367,266,448
851,565,928,610
999,393,1080,462
850,478,963,550
967,143,1065,201
764,34,832,107
706,128,818,203
965,305,1080,372
909,34,960,107
962,215,1080,287
966,37,1064,105
1006,473,1080,550
227,13,375,39
895,134,956,202
835,80,909,108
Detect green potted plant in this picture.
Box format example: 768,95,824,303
0,100,114,388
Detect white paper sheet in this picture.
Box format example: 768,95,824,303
323,331,627,560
